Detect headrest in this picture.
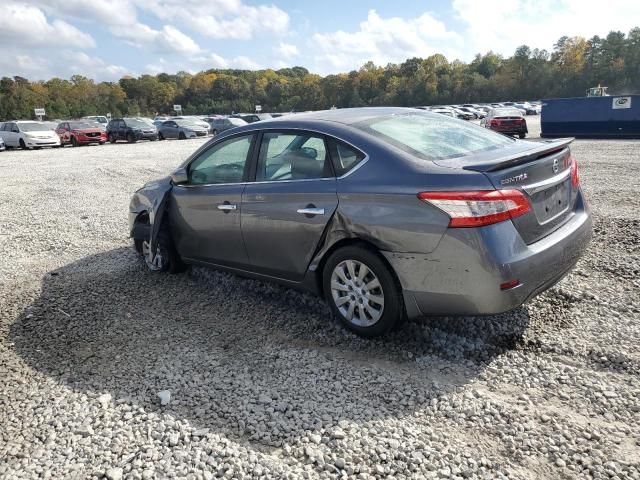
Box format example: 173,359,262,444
290,154,324,179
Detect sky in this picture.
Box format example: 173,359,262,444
2,0,640,81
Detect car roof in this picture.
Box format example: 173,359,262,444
258,107,434,128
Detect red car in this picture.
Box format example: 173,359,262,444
56,120,107,146
482,108,528,138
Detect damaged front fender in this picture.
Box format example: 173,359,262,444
129,176,173,257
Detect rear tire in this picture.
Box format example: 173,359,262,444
518,132,526,139
211,129,218,136
322,245,404,337
158,132,164,140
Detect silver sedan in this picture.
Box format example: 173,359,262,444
158,120,208,140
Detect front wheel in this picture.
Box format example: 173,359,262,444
323,246,404,337
135,222,186,274
178,132,186,140
71,136,79,147
19,139,29,150
127,132,136,143
158,132,164,140
109,134,116,144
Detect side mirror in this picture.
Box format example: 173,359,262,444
171,167,188,185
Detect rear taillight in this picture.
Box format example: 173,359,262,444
417,189,531,228
490,119,500,126
570,156,579,187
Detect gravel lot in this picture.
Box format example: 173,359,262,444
1,117,639,480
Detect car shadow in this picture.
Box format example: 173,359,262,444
10,247,532,451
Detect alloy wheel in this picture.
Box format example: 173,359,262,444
330,259,385,327
141,240,164,271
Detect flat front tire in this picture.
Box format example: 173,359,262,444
323,246,404,337
134,220,186,274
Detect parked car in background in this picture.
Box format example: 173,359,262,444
129,107,591,338
0,136,5,151
106,118,158,143
158,119,209,140
83,116,109,128
514,102,538,115
453,108,475,120
458,106,485,119
0,121,61,149
207,116,248,135
482,108,528,138
230,113,261,123
56,120,106,146
431,108,456,117
174,116,210,132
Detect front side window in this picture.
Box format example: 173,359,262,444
188,134,253,185
256,132,331,181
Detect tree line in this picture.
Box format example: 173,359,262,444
1,28,639,120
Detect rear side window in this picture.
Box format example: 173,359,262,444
256,132,332,181
329,140,365,176
355,112,513,161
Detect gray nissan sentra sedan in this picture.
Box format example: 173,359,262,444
129,107,592,337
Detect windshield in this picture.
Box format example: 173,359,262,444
125,118,153,128
19,122,48,132
69,121,99,129
175,120,201,127
494,109,523,117
355,113,513,161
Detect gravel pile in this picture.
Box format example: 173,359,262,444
1,119,639,479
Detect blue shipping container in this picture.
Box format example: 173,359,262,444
541,95,640,138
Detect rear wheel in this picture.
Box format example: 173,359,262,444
211,129,218,136
158,132,164,140
323,246,404,337
518,132,526,139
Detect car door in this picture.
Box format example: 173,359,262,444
168,133,256,267
118,120,127,140
4,123,18,147
241,130,339,281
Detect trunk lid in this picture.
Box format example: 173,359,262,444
436,138,578,244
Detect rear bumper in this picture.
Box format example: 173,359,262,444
490,125,527,134
384,192,592,318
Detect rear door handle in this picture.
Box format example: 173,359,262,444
217,203,237,211
297,207,324,216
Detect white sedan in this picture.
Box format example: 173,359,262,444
0,121,61,149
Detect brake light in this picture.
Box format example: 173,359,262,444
417,189,531,228
490,119,500,126
570,156,579,187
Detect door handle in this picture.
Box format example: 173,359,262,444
297,207,325,216
217,203,237,211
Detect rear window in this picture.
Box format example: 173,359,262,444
355,113,513,161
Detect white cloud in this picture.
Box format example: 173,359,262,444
137,0,290,39
0,1,94,48
453,0,640,58
311,9,462,73
146,53,262,75
0,48,128,80
275,42,299,59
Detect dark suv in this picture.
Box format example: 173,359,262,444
106,118,158,143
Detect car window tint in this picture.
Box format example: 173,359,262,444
330,141,366,176
188,135,253,185
256,132,331,181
